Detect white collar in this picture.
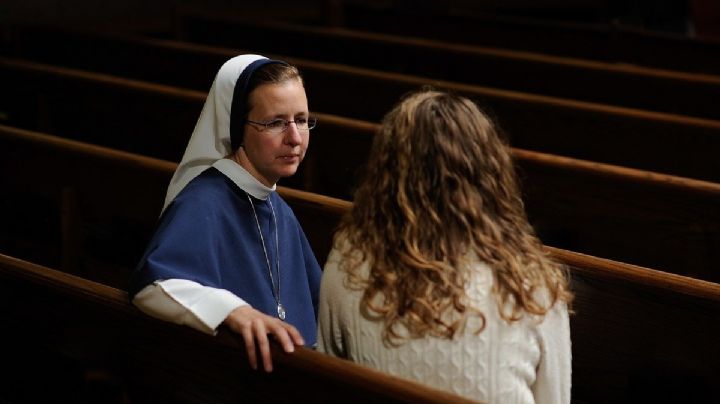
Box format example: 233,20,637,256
212,158,275,201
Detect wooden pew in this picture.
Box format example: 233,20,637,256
333,3,720,75
1,58,719,280
1,56,719,280
1,131,719,403
167,12,720,120
552,249,720,403
4,30,720,182
0,253,472,403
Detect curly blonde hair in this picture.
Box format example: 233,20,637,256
336,90,572,345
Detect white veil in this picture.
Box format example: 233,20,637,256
162,54,268,212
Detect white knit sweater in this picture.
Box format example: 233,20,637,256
317,247,571,403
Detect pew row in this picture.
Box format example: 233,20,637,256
3,29,720,182
1,128,719,403
0,253,473,403
167,12,720,120
333,3,720,75
1,58,719,279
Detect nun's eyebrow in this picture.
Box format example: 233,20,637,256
263,110,308,119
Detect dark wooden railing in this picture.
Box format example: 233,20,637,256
0,253,474,403
332,3,720,75
163,13,720,120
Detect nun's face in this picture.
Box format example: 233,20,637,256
235,78,309,187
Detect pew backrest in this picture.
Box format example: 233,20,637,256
168,12,720,120
0,253,474,403
550,247,720,402
333,3,720,75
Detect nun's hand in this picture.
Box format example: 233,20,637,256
224,305,304,372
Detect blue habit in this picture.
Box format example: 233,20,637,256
129,167,322,344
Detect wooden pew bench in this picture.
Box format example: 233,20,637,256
1,62,719,280
331,3,720,75
551,248,720,403
162,13,720,120
0,253,473,403
3,30,720,182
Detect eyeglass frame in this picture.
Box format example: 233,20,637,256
246,116,317,135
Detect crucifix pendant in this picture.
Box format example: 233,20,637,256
277,303,286,321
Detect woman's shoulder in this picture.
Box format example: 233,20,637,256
269,192,297,217
464,255,569,325
182,167,232,192
171,168,240,212
268,193,309,234
323,239,367,287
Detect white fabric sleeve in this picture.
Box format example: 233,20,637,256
532,302,572,404
132,279,249,335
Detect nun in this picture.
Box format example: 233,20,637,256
129,54,322,372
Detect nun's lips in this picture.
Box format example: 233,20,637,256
278,154,300,162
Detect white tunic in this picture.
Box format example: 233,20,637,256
317,247,571,403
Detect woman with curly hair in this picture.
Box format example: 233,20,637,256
317,90,572,403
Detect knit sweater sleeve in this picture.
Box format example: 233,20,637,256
316,247,348,358
532,302,572,404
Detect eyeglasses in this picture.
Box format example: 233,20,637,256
246,117,317,135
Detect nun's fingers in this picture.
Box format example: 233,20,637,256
240,323,259,371
225,305,265,370
224,306,302,372
252,319,273,372
271,321,304,351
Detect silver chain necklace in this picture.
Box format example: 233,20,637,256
246,192,285,320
